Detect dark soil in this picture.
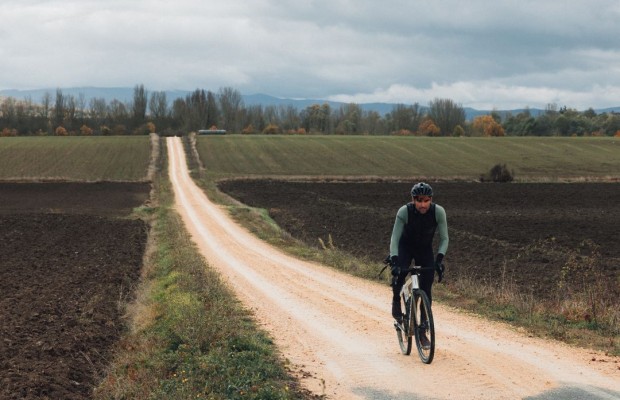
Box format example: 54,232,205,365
218,180,620,300
0,182,150,400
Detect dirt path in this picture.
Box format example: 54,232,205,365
167,137,619,400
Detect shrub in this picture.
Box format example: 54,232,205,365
453,125,465,137
80,124,93,136
55,126,68,136
1,128,18,137
262,123,281,135
418,119,440,136
241,124,255,135
112,124,128,135
391,129,414,136
481,163,514,182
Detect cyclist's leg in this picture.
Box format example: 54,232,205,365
391,249,413,320
413,251,435,323
415,251,435,304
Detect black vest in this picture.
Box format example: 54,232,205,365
402,203,437,249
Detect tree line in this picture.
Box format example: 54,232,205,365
1,84,619,137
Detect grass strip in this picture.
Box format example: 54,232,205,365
0,136,151,182
213,189,619,356
95,174,312,399
194,135,620,182
187,134,618,355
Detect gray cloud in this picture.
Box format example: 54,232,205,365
1,0,619,109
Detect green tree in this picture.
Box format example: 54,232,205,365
503,110,535,136
333,103,362,134
301,103,331,133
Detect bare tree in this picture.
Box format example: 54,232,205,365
65,95,77,131
76,92,86,127
388,103,422,133
278,105,300,132
109,99,129,125
40,92,51,120
428,98,465,136
149,91,168,124
53,89,65,128
206,90,219,129
89,97,108,128
218,87,243,132
131,84,148,128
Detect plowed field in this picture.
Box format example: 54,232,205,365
217,180,620,300
0,182,149,400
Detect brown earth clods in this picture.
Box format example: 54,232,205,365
218,180,620,301
0,182,150,400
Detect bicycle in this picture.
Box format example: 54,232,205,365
381,259,436,364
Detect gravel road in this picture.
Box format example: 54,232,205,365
167,137,619,400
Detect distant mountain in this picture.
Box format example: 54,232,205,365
242,93,398,116
1,87,616,120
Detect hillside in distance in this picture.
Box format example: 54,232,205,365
2,87,619,120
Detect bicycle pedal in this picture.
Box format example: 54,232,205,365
394,320,405,331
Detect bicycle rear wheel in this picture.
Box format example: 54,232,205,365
396,296,412,355
413,290,435,364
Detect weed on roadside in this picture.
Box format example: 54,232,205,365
95,176,316,399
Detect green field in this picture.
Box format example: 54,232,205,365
195,135,620,181
0,136,151,181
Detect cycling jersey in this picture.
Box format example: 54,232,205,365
390,203,449,258
389,201,449,313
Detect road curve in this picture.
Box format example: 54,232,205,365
167,137,619,400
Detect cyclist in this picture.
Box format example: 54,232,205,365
388,182,449,344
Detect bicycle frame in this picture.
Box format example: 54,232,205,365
395,266,435,364
400,273,419,304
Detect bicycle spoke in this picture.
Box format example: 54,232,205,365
413,291,435,364
396,296,412,355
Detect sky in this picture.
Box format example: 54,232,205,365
1,0,619,110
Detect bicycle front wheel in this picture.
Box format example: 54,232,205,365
413,290,435,364
396,296,412,355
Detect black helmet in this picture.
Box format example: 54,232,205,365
411,182,433,197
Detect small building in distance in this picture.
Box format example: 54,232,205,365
198,129,227,135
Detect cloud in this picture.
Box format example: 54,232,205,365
0,0,619,109
327,81,620,111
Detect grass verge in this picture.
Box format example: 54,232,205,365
94,170,315,399
207,186,619,356
436,239,619,355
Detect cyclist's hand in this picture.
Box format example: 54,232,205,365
435,261,445,283
389,255,399,276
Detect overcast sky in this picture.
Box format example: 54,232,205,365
2,0,619,110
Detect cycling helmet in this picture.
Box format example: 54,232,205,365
411,182,433,197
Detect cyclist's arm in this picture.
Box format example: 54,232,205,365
389,205,408,256
435,204,449,257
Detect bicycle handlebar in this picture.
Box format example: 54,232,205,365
377,258,434,279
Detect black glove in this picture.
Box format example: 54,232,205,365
435,260,445,283
389,255,399,276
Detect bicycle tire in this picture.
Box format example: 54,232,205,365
396,296,412,355
413,290,435,364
